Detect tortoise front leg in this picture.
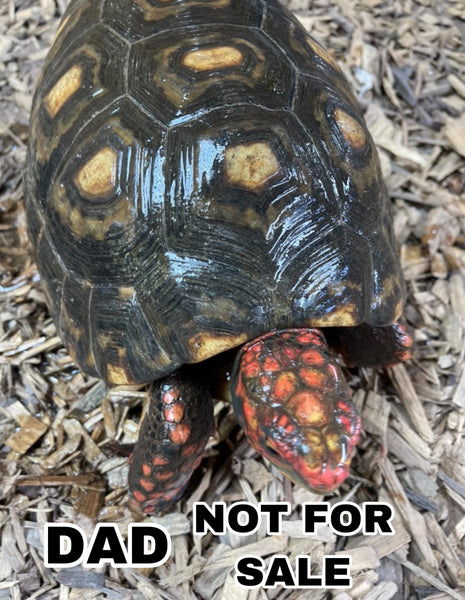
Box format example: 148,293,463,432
128,370,214,514
324,321,414,368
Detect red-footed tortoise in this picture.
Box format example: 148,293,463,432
25,0,413,513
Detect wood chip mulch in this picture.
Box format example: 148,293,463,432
1,0,464,599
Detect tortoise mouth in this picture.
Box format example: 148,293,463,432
270,453,351,493
258,424,357,493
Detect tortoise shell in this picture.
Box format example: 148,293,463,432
25,0,404,387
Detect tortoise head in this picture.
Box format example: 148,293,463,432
230,329,361,492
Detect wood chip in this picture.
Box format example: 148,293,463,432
337,546,380,572
388,365,435,444
6,415,48,455
361,581,399,600
379,459,437,570
390,554,465,600
423,513,464,587
386,429,435,474
443,114,465,158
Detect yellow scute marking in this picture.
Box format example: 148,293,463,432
52,14,71,44
306,38,340,71
394,299,403,320
118,286,135,300
51,183,133,241
334,108,366,150
135,0,229,20
225,142,281,192
74,147,118,199
309,304,359,327
107,348,133,385
182,46,244,71
382,274,400,298
45,64,83,118
85,350,97,370
107,364,131,385
188,332,248,362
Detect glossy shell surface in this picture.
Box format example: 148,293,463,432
25,0,404,385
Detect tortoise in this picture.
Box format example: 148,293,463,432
25,0,413,514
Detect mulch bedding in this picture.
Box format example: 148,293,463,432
0,0,464,598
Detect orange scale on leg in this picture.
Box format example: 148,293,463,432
395,322,413,343
132,490,146,503
155,470,175,481
140,478,155,492
169,423,191,445
142,463,152,477
162,389,180,404
164,402,185,423
400,333,414,348
152,456,170,466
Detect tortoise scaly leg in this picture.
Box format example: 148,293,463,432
324,321,414,368
231,329,361,492
128,370,213,514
